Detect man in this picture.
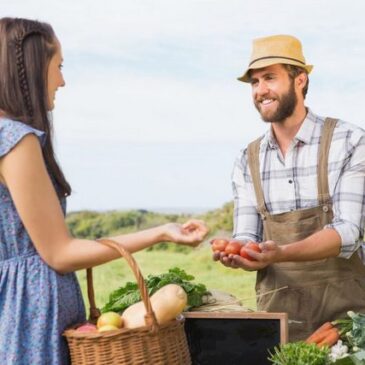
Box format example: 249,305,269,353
214,34,365,341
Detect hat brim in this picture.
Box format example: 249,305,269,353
237,58,313,83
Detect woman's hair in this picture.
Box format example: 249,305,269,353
0,17,71,197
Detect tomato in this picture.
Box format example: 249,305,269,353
211,238,229,252
224,240,243,255
240,242,261,261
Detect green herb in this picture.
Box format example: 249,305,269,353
101,267,208,313
268,342,330,365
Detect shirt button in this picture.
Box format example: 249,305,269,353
288,179,293,184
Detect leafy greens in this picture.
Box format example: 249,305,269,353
101,267,208,313
268,342,330,365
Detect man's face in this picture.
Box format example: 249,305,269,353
249,64,298,123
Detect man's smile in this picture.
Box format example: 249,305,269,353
261,98,275,105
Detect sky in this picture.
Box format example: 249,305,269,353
3,1,365,213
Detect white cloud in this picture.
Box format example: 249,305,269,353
2,0,365,211
54,67,263,143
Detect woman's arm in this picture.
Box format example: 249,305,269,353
0,134,208,274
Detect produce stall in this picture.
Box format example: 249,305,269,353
64,236,365,365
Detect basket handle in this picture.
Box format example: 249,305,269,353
86,238,159,331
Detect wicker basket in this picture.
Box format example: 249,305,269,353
63,239,192,365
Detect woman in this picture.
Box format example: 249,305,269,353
0,18,208,365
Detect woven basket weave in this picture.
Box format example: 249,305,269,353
63,239,192,365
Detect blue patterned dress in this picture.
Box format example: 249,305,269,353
0,118,86,365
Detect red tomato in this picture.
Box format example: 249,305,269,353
224,240,243,255
240,242,261,261
211,238,229,252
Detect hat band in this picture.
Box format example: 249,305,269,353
249,55,306,67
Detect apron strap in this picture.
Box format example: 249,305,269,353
247,117,338,216
317,118,338,205
247,136,267,217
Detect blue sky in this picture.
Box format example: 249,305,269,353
4,1,365,212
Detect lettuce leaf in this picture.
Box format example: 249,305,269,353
101,267,208,313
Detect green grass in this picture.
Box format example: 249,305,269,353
76,245,257,313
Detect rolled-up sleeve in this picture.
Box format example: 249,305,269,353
325,131,365,258
232,151,263,242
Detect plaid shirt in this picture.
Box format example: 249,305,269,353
232,109,365,259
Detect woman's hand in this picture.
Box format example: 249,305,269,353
162,219,209,246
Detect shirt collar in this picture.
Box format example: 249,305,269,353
294,108,317,144
261,108,317,149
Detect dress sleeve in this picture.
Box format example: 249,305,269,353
0,119,45,158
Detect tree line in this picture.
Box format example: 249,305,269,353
66,202,233,252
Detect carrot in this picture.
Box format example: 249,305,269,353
305,322,334,344
317,328,340,348
306,328,334,345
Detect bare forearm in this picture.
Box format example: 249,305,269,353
52,226,165,273
109,225,166,252
279,228,341,262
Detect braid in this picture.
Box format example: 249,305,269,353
14,29,47,121
1,18,71,197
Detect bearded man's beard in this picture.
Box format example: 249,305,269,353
254,79,297,123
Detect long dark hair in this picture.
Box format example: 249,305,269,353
0,17,71,196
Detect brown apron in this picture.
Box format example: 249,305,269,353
247,118,365,341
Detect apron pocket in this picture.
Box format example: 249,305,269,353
275,258,328,270
264,215,322,245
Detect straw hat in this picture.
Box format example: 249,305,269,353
237,34,313,83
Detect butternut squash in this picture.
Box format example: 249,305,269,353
122,284,187,329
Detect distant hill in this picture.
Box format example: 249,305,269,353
66,201,234,252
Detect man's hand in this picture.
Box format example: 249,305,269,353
212,240,282,270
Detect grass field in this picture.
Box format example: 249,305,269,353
76,244,258,312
